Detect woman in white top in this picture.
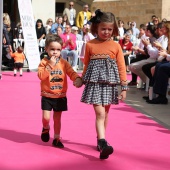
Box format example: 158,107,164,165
45,18,53,35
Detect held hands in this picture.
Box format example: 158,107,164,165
73,78,83,88
118,91,126,101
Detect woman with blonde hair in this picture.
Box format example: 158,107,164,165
45,18,54,35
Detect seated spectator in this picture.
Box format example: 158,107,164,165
129,23,168,86
82,23,95,42
45,18,53,35
127,24,148,86
80,23,95,59
142,22,170,100
71,26,83,41
146,53,170,104
60,24,78,71
117,20,127,40
56,26,63,36
119,32,133,72
62,14,70,32
130,21,140,38
51,16,63,34
153,17,160,27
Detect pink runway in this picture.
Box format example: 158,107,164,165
0,72,170,170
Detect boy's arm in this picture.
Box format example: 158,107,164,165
38,59,53,80
65,61,80,81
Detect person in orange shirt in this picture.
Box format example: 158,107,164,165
38,34,82,148
81,9,128,159
10,46,25,76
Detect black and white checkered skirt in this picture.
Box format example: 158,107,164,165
81,58,120,105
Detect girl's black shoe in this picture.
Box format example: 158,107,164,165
98,139,114,159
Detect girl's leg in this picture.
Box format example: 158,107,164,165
19,68,23,76
14,68,17,76
52,111,64,148
41,110,51,142
93,104,113,159
93,104,106,139
94,104,110,139
104,105,111,130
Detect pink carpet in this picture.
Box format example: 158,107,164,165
0,72,170,170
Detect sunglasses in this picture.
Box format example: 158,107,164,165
48,20,53,22
69,4,74,6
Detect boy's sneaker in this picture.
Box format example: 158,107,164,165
14,74,16,77
98,139,114,159
52,138,64,148
41,128,50,142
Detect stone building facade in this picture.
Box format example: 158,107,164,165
3,0,170,28
91,0,170,27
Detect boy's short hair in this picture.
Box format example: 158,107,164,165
45,34,63,47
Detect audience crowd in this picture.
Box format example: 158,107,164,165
2,1,170,104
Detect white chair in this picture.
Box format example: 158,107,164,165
76,40,84,70
166,78,170,99
67,40,84,70
128,54,136,66
13,38,24,51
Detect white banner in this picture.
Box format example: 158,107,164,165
18,0,40,70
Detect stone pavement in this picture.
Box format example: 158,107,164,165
125,86,170,130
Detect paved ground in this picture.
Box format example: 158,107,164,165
125,85,170,130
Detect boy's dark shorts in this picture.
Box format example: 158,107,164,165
14,63,23,69
41,96,68,112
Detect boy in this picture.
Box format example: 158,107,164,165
38,34,82,148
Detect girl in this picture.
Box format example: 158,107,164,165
38,34,82,148
81,9,127,159
10,46,25,76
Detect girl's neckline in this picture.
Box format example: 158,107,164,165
96,37,112,42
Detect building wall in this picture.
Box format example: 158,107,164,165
91,0,170,27
31,0,93,25
32,0,56,24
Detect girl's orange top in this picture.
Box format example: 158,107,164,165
10,52,25,63
82,39,127,84
38,57,80,98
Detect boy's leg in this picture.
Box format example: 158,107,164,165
52,111,64,148
41,110,51,142
93,104,113,159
